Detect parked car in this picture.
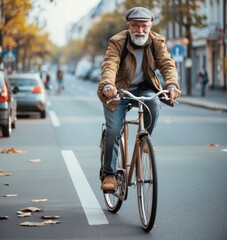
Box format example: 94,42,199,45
75,58,93,80
0,71,17,137
90,67,101,82
8,73,47,119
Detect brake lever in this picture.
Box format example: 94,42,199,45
106,93,121,104
160,93,179,105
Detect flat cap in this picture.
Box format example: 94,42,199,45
125,7,154,22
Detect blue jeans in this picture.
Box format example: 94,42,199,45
103,89,161,174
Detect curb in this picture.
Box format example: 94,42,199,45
179,98,227,113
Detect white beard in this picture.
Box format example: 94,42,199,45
129,31,149,46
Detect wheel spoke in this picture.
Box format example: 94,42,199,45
137,136,157,232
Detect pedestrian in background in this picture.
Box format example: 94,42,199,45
44,71,51,90
197,66,209,97
56,67,64,94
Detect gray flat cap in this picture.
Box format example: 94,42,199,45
125,7,154,21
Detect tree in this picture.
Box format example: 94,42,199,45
0,0,55,71
85,12,126,56
123,0,156,11
161,0,207,95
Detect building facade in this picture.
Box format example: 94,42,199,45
67,0,123,40
166,0,227,92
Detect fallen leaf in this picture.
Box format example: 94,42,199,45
0,148,5,152
0,172,13,176
31,199,47,203
0,216,9,220
0,147,28,154
14,149,28,154
0,169,12,176
3,194,18,197
18,207,43,213
20,220,60,227
20,221,46,227
42,215,61,219
208,143,220,147
17,212,32,218
44,220,60,224
4,183,10,186
29,159,41,163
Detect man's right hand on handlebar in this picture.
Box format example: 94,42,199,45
103,85,118,99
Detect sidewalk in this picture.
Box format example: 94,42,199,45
179,88,227,113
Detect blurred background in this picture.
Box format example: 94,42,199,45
0,0,226,95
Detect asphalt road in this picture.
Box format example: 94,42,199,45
0,73,227,240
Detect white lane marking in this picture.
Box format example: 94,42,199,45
49,111,60,127
222,149,227,152
62,150,108,225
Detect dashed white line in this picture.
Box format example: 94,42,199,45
49,110,61,127
222,149,227,153
62,150,108,225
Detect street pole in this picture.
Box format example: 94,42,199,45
0,0,4,70
223,0,226,91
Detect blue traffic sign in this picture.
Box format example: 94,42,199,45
171,44,185,62
2,50,17,62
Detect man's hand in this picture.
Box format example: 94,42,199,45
103,85,118,99
168,88,181,104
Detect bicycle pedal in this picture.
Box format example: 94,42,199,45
104,190,115,194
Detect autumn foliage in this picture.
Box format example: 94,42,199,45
0,0,53,71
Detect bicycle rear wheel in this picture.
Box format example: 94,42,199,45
136,135,158,232
100,133,126,213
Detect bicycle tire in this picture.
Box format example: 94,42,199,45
100,133,126,213
136,135,158,232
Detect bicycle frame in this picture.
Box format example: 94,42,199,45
103,89,174,195
123,99,150,187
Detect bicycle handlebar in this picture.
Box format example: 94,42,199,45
107,89,179,105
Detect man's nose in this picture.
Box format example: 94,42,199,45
137,26,143,32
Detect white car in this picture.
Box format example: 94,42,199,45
8,73,47,118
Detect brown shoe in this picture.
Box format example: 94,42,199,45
101,175,117,191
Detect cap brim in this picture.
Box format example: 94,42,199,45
129,18,151,21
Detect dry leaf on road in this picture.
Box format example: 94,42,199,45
18,207,43,213
0,171,13,176
2,194,18,197
29,159,41,163
20,221,46,227
20,220,60,227
42,215,61,219
17,212,32,218
208,143,220,147
0,147,28,154
0,216,9,220
31,199,47,202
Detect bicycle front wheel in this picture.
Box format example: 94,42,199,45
136,135,158,232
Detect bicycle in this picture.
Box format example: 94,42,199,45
99,89,178,232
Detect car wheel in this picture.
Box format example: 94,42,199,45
12,119,16,129
40,110,46,119
2,116,12,137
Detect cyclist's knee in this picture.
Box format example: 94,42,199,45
106,127,121,139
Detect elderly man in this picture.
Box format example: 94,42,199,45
97,7,181,191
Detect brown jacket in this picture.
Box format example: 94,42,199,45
97,30,179,111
